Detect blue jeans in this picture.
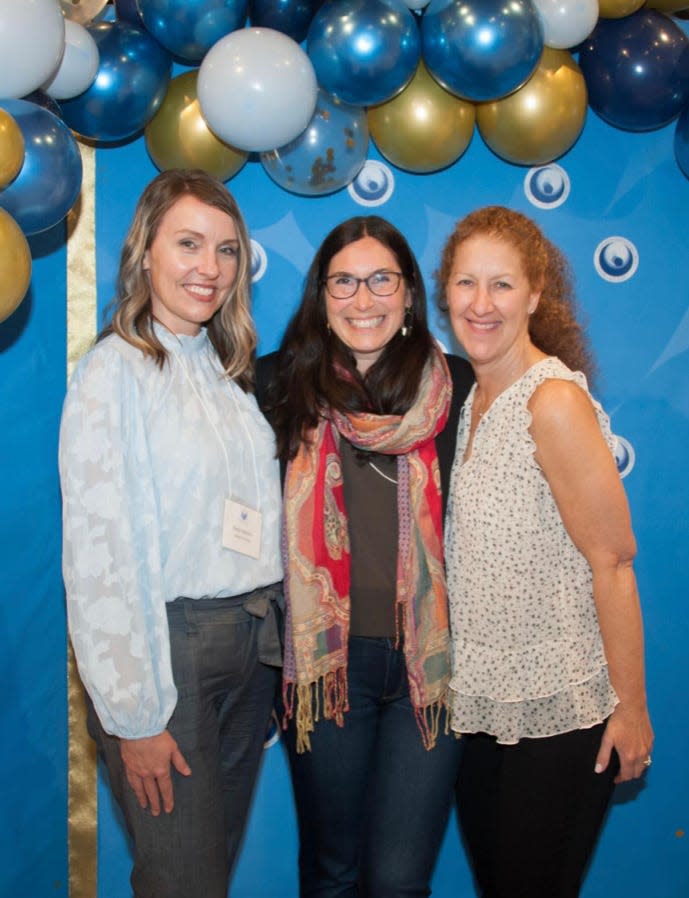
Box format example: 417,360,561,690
282,636,462,898
86,585,282,898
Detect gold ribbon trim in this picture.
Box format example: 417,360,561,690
66,142,98,898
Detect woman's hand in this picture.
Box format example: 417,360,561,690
119,730,191,815
595,702,654,783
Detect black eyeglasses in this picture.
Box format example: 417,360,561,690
323,270,403,300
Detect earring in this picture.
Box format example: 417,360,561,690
401,307,413,337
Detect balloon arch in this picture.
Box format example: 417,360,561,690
1,0,689,323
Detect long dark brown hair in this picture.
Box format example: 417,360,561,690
268,215,435,462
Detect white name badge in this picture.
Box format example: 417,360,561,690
223,499,262,559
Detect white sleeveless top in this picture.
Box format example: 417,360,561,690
444,357,619,744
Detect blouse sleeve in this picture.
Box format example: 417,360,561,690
58,343,177,739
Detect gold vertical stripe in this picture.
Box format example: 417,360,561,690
66,143,98,898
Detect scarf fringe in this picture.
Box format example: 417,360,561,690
415,695,453,751
283,667,350,754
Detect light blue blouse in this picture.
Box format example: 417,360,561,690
59,324,283,739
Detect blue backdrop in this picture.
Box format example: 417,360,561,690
1,86,688,896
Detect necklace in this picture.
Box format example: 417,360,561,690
368,460,398,485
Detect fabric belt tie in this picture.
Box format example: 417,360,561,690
243,589,283,668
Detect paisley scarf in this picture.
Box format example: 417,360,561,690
282,347,453,752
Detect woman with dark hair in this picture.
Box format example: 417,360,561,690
437,206,653,897
257,215,473,897
59,169,283,898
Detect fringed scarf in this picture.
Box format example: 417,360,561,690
282,348,453,752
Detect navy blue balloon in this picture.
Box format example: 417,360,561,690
250,0,323,43
0,99,82,235
579,12,689,132
674,103,689,179
421,0,544,102
114,0,146,26
138,0,248,63
307,0,421,106
61,21,171,143
22,90,63,119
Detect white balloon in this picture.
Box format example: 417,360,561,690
43,20,99,99
403,0,429,9
532,0,599,50
197,27,318,153
0,0,66,99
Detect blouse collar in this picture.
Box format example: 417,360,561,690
152,320,209,356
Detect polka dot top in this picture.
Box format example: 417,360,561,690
444,357,619,744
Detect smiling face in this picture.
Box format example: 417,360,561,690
325,236,410,374
143,194,239,336
445,233,541,372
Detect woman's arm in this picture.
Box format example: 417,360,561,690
529,379,653,783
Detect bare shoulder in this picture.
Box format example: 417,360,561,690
528,377,597,433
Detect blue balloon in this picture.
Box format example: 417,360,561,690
114,0,145,27
250,0,323,43
0,99,82,235
421,0,543,102
674,103,689,179
260,88,368,195
22,90,63,119
138,0,248,63
307,0,421,106
579,12,689,133
61,21,171,143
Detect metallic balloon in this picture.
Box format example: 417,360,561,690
60,21,171,143
138,0,248,65
645,0,689,10
198,28,318,153
476,48,587,165
422,0,544,102
579,11,689,132
0,208,31,324
0,99,83,235
22,90,63,119
0,109,25,188
145,71,248,182
368,60,475,173
307,0,421,106
249,0,323,43
260,89,368,195
597,0,645,17
113,0,145,26
60,0,110,25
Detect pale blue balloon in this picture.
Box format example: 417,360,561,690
260,89,368,195
0,99,82,235
422,0,544,102
60,21,171,143
138,0,248,63
307,0,421,106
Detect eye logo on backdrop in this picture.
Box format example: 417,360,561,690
348,160,395,207
523,164,570,210
251,239,268,283
593,237,639,283
613,435,636,479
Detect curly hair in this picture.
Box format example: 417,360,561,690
268,215,436,462
435,205,595,381
101,168,255,391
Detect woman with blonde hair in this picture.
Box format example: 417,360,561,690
59,169,283,898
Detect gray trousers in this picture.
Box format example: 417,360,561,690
86,585,282,898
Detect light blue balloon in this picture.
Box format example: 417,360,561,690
0,99,82,235
422,0,543,102
138,0,248,63
60,21,171,143
307,0,421,106
260,89,369,195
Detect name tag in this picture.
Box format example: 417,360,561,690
222,498,262,559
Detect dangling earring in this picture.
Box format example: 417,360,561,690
401,307,413,337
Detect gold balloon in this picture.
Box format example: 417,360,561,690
0,208,32,324
145,71,249,182
476,48,587,166
0,109,25,189
598,0,645,16
368,61,475,174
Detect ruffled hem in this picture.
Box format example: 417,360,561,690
449,666,618,744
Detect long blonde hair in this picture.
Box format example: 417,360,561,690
102,169,256,391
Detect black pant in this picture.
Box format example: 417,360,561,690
456,722,618,898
